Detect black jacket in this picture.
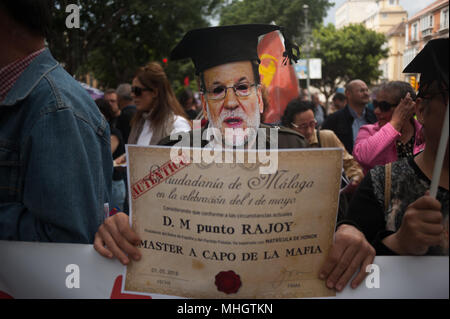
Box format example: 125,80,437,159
321,105,376,154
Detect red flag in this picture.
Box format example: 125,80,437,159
184,76,190,87
257,31,299,124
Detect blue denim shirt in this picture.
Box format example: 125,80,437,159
0,49,113,243
348,105,368,144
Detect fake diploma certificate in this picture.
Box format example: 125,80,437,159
123,146,342,298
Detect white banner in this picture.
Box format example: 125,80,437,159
0,240,447,299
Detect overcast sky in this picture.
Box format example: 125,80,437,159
323,0,439,25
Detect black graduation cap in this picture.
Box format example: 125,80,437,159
403,38,449,87
170,24,299,74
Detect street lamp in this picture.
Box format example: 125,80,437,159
303,4,311,100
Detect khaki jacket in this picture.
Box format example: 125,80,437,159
310,129,364,182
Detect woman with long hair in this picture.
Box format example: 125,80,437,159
127,62,191,145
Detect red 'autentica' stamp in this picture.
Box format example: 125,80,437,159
131,154,190,200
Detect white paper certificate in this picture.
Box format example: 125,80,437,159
124,146,342,298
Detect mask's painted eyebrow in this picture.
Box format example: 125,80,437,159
236,77,249,83
211,76,250,86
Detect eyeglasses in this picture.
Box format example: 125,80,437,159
131,86,152,97
203,83,258,100
291,120,317,130
373,99,397,112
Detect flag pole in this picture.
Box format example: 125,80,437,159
429,102,449,198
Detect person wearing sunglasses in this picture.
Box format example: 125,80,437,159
126,62,191,146
113,63,191,169
95,24,309,262
95,24,376,294
353,81,425,174
341,38,448,256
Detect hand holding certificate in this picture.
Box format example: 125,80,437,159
113,153,127,167
122,146,344,298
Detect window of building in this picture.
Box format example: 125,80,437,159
441,7,449,30
403,47,417,69
420,15,433,30
405,23,409,44
412,22,418,40
379,62,388,80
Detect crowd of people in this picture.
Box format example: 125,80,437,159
1,0,448,295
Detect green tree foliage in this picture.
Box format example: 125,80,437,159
219,0,333,41
307,23,389,107
48,0,218,89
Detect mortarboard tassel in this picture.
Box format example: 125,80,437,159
280,27,300,66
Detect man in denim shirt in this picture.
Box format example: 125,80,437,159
0,1,112,243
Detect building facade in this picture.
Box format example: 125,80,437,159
403,0,449,86
363,0,408,82
362,0,407,34
335,0,408,82
335,0,378,29
383,20,407,81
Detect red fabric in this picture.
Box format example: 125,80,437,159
0,291,14,299
0,48,45,102
110,275,151,299
257,31,299,124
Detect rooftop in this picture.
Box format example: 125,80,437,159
386,20,406,36
409,0,448,21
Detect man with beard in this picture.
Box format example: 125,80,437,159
161,24,308,150
94,24,376,293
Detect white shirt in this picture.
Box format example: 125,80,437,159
136,115,191,146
